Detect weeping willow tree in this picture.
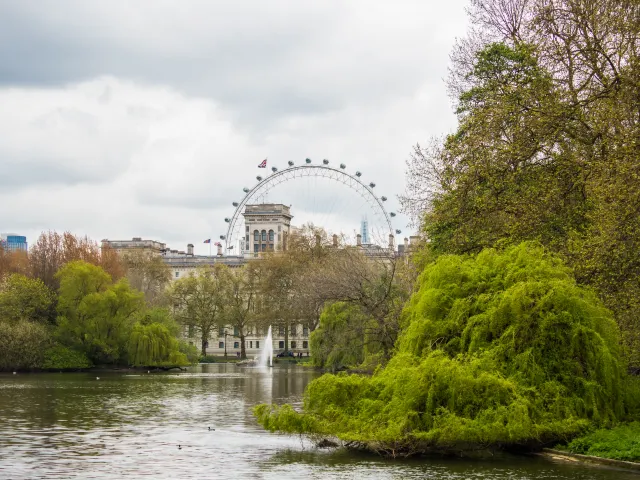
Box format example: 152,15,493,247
255,243,634,456
128,322,188,367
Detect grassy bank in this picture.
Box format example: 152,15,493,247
558,422,640,462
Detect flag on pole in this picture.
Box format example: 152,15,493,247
258,159,267,168
203,239,211,244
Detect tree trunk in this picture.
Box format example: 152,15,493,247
240,332,246,359
201,337,207,357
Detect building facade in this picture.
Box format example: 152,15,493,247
241,203,292,255
0,233,27,253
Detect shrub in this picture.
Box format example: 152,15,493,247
0,321,49,370
42,345,92,369
566,422,640,461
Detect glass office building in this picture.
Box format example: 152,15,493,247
0,234,28,252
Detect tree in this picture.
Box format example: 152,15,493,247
402,0,640,366
122,251,171,306
0,274,55,324
225,262,259,359
56,261,143,365
30,231,124,290
170,265,228,356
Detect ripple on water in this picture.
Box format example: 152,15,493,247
0,365,636,479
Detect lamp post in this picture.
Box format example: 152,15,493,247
223,329,228,358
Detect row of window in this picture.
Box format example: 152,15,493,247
217,340,309,349
216,326,310,337
253,230,275,242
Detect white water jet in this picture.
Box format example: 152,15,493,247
257,325,273,367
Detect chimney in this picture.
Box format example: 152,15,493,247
356,234,362,246
332,234,338,247
389,234,394,250
217,244,223,256
187,243,194,256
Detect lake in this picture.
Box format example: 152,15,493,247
0,364,635,479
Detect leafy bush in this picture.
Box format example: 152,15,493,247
256,243,630,455
179,340,200,364
42,345,92,369
566,422,640,461
199,355,218,363
0,321,49,370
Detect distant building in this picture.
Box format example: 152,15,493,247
101,237,167,256
241,203,293,255
0,233,27,253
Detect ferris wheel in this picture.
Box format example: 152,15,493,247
220,159,401,254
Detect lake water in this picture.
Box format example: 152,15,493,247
0,364,635,479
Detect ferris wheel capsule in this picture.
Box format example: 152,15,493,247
355,171,362,177
232,202,239,207
340,163,346,169
220,235,226,240
224,218,231,223
323,159,329,165
395,229,402,235
381,196,387,201
305,158,312,164
256,176,262,181
271,167,278,172
288,161,294,166
369,182,376,188
243,187,250,193
390,212,396,217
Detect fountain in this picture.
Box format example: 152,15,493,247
257,325,273,367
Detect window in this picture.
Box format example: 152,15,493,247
291,341,297,349
303,341,308,349
278,225,282,232
254,230,259,241
278,341,284,349
175,271,179,278
234,342,239,349
254,244,259,252
291,326,297,336
262,244,267,251
261,230,267,241
219,342,224,348
245,235,249,242
256,341,260,349
268,230,274,242
233,326,239,336
219,326,224,336
279,326,285,336
246,226,250,232
303,326,309,336
188,325,195,337
250,341,253,348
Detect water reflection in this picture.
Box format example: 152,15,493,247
0,365,635,479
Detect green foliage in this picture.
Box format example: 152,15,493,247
0,321,49,370
55,261,144,365
0,274,55,324
256,244,630,455
310,302,375,372
42,345,92,369
127,322,188,367
565,422,640,462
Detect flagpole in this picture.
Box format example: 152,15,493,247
209,242,211,257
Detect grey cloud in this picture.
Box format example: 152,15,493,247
0,1,460,123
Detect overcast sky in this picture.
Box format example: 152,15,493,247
0,0,469,255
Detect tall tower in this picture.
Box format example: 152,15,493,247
360,216,369,244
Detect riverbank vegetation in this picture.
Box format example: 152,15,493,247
256,0,640,457
256,243,638,455
562,422,640,462
0,232,196,371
